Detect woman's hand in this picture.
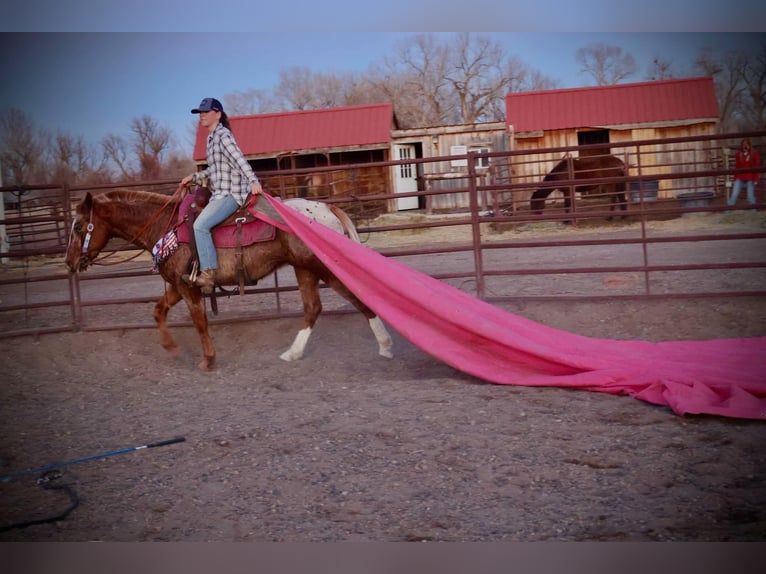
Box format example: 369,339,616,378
251,181,263,196
175,175,194,197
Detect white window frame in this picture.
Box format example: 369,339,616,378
470,146,491,168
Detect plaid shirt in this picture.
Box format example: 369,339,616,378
192,123,258,206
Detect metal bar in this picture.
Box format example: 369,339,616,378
0,131,764,338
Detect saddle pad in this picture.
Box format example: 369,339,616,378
176,195,276,247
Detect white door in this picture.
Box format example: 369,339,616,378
393,144,419,210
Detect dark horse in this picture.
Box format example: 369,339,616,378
65,189,393,370
529,154,628,219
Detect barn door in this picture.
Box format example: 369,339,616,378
393,144,419,210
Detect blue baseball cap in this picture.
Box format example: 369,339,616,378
191,97,224,114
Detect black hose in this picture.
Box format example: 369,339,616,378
0,471,80,533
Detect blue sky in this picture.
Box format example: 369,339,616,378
1,28,763,154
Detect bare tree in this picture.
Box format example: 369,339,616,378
694,47,748,133
365,63,433,128
484,66,560,121
274,67,377,111
445,33,512,124
0,108,46,186
365,33,558,128
576,43,638,85
646,56,676,81
49,132,104,185
101,133,134,180
130,115,171,180
446,34,560,124
741,43,766,130
224,89,281,116
377,33,455,126
162,150,196,180
275,67,339,110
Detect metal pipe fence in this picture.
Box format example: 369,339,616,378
0,131,764,339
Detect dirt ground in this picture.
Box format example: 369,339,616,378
1,210,765,542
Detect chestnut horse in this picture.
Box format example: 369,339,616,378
65,189,393,370
529,154,628,218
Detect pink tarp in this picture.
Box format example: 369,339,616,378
262,194,766,420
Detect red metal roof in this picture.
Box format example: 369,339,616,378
193,102,394,161
505,76,719,133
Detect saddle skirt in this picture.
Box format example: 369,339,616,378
175,194,276,248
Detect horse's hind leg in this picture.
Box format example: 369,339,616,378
280,268,322,361
322,273,394,359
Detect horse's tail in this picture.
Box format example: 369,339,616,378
328,205,361,243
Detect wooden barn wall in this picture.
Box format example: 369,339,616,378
511,122,718,201
260,164,391,217
609,123,719,198
425,130,508,175
424,128,510,212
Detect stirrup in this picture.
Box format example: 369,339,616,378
182,261,199,287
195,270,216,294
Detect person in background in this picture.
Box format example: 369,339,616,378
180,97,262,293
727,138,760,210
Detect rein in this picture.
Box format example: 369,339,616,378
80,184,185,267
127,183,185,246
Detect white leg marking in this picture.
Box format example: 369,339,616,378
280,327,312,362
369,317,394,359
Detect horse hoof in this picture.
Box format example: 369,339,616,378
198,358,214,371
279,350,301,362
164,345,180,359
379,348,394,359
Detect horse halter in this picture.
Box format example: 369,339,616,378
67,207,96,268
82,221,94,254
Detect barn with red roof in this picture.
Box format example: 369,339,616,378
505,76,720,199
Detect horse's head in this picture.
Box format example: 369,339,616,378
65,192,112,272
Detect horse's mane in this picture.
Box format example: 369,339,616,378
98,188,178,207
88,189,180,230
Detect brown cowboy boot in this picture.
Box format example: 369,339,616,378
182,269,216,294
194,270,216,294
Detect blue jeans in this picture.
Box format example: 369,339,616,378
728,179,756,206
193,195,239,271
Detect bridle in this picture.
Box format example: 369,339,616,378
69,184,186,268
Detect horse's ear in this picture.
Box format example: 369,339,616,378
81,192,93,212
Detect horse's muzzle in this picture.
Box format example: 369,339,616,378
66,255,91,273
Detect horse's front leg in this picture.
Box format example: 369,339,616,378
563,187,575,225
617,185,628,216
280,267,322,362
607,185,628,220
154,283,183,359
